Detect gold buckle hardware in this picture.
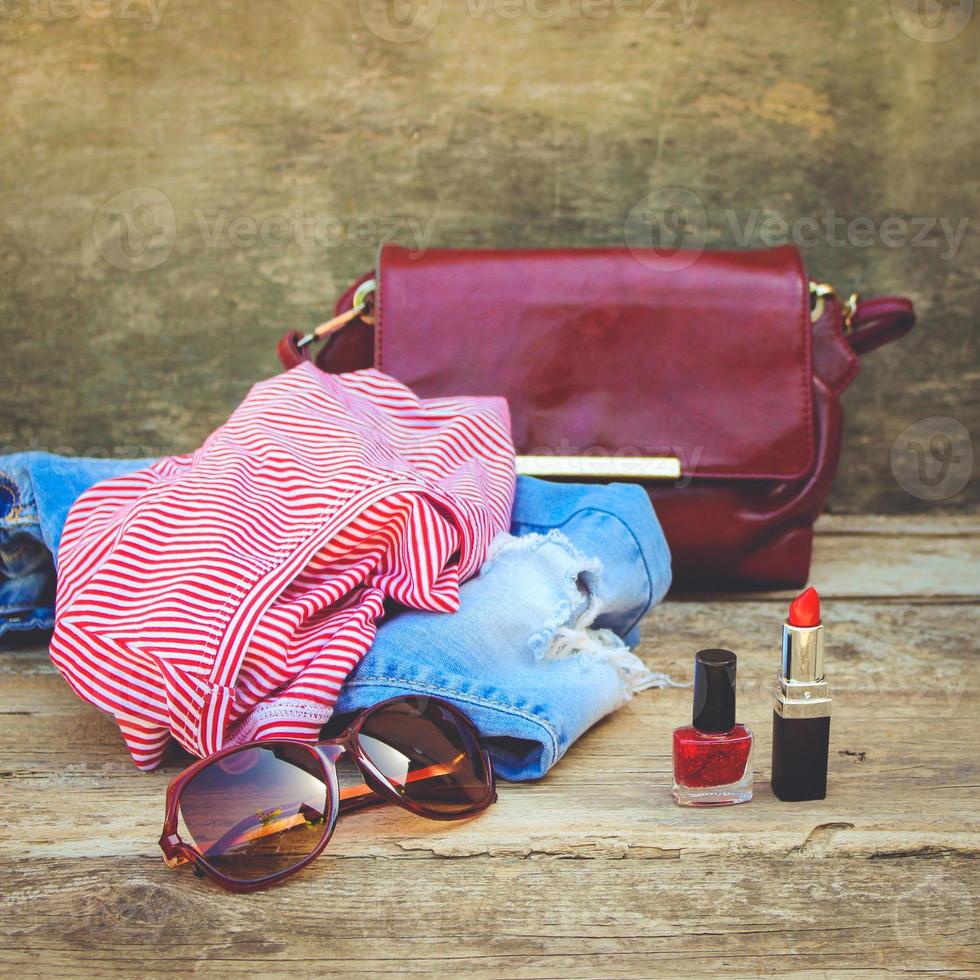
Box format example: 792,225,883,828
843,292,860,333
810,281,860,332
516,455,682,480
297,279,376,350
809,281,835,323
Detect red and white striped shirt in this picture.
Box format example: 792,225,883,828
50,366,515,770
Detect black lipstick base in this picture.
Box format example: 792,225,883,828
771,711,830,801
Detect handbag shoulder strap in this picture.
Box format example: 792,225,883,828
810,285,916,393
845,295,916,355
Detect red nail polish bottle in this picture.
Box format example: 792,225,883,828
672,648,753,806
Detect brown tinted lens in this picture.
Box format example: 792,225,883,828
178,744,329,882
357,697,489,815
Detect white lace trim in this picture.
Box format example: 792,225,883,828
225,697,334,746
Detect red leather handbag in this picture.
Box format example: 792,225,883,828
278,244,915,590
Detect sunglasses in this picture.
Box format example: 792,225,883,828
159,695,496,891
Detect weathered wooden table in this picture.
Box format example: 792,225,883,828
2,516,978,978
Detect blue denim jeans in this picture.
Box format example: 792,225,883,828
0,453,673,778
0,453,150,643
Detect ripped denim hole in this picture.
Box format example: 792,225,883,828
494,529,686,699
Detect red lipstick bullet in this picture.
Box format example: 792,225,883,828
788,586,821,628
771,587,832,801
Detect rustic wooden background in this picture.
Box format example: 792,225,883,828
0,0,976,511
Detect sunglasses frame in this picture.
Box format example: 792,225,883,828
159,695,497,891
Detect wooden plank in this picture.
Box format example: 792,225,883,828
1,521,977,977
1,856,977,978
805,518,980,599
686,515,980,602
815,515,980,536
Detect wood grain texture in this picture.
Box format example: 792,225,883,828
0,1,976,513
1,516,978,978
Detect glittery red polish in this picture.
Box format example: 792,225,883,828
672,649,753,806
672,725,753,788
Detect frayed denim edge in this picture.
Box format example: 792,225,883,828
508,506,665,638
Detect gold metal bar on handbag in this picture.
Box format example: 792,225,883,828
515,455,682,480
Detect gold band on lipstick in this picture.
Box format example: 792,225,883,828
774,622,832,721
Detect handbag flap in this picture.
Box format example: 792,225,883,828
375,243,815,480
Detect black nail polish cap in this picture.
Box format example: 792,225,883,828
692,648,737,733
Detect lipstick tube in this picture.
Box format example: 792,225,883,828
771,590,831,801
